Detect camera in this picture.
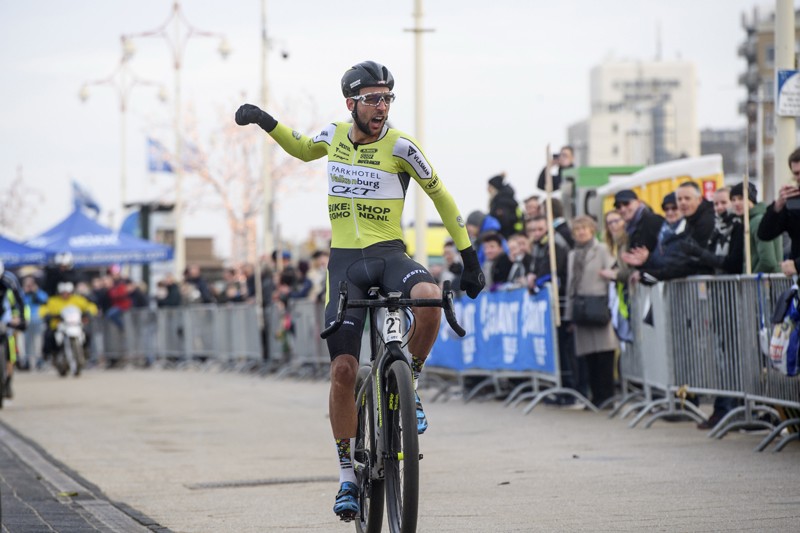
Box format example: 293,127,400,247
786,197,800,212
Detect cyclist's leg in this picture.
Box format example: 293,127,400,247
381,247,440,433
325,249,373,518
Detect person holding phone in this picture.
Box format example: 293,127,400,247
757,147,800,277
536,145,574,191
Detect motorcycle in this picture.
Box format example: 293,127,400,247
52,305,86,377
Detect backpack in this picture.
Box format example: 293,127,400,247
768,284,800,377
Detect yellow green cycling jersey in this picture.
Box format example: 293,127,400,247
269,122,471,251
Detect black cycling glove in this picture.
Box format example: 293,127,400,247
459,246,485,299
235,103,278,132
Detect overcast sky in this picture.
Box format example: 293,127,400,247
0,0,787,257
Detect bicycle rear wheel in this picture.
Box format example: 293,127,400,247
384,358,419,533
355,366,384,533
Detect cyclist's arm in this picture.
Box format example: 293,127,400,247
77,296,99,316
268,122,331,162
394,138,471,251
2,272,26,323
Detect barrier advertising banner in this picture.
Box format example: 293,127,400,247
428,286,557,374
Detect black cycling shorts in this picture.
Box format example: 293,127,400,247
324,240,435,360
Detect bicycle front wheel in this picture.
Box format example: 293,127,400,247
384,358,419,533
355,366,384,533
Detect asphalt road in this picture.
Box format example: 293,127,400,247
1,369,799,532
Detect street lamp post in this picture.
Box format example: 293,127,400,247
122,1,230,277
405,0,434,267
79,54,165,216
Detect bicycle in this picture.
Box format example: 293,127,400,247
321,280,465,533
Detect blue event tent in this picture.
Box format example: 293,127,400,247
0,234,47,267
26,210,172,266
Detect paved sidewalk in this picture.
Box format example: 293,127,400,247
1,369,799,532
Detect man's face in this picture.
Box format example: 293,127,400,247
527,220,548,243
730,195,750,216
677,186,702,217
713,191,731,216
524,198,540,218
558,148,573,167
616,199,639,222
482,240,502,261
23,278,36,292
347,87,391,138
790,161,800,185
442,246,456,264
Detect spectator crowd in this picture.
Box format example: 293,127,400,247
423,145,800,430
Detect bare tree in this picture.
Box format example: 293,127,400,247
0,166,45,239
174,100,323,263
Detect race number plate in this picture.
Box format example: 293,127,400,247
382,309,403,343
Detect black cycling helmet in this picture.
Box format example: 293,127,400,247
341,61,394,98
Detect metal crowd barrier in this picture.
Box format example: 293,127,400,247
614,274,799,451
273,300,329,380
90,304,262,368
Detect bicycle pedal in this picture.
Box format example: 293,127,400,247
338,511,357,522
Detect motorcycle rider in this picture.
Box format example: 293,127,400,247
40,281,98,362
0,260,27,399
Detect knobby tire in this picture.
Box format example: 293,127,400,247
355,366,384,533
70,338,84,376
384,358,419,533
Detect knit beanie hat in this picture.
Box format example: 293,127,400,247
466,210,486,228
730,182,757,204
488,174,505,190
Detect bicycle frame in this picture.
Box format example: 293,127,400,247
359,301,410,483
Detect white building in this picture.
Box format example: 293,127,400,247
569,60,699,166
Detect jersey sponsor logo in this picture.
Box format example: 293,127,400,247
329,202,352,220
292,130,301,140
394,138,433,179
331,185,375,196
424,175,440,189
357,204,391,221
327,162,404,200
402,269,427,284
312,124,336,145
331,174,381,191
457,215,465,228
361,148,378,153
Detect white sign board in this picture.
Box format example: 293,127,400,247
777,69,800,117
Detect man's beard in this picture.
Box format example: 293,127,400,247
352,104,383,137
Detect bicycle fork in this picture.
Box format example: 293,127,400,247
365,306,408,482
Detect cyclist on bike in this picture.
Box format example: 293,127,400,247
236,60,485,520
0,260,28,400
40,281,98,361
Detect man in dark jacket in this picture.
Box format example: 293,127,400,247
757,147,800,277
537,145,575,191
625,182,716,281
487,173,522,238
615,189,664,252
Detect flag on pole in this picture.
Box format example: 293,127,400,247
147,137,174,173
182,139,203,172
72,179,101,215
